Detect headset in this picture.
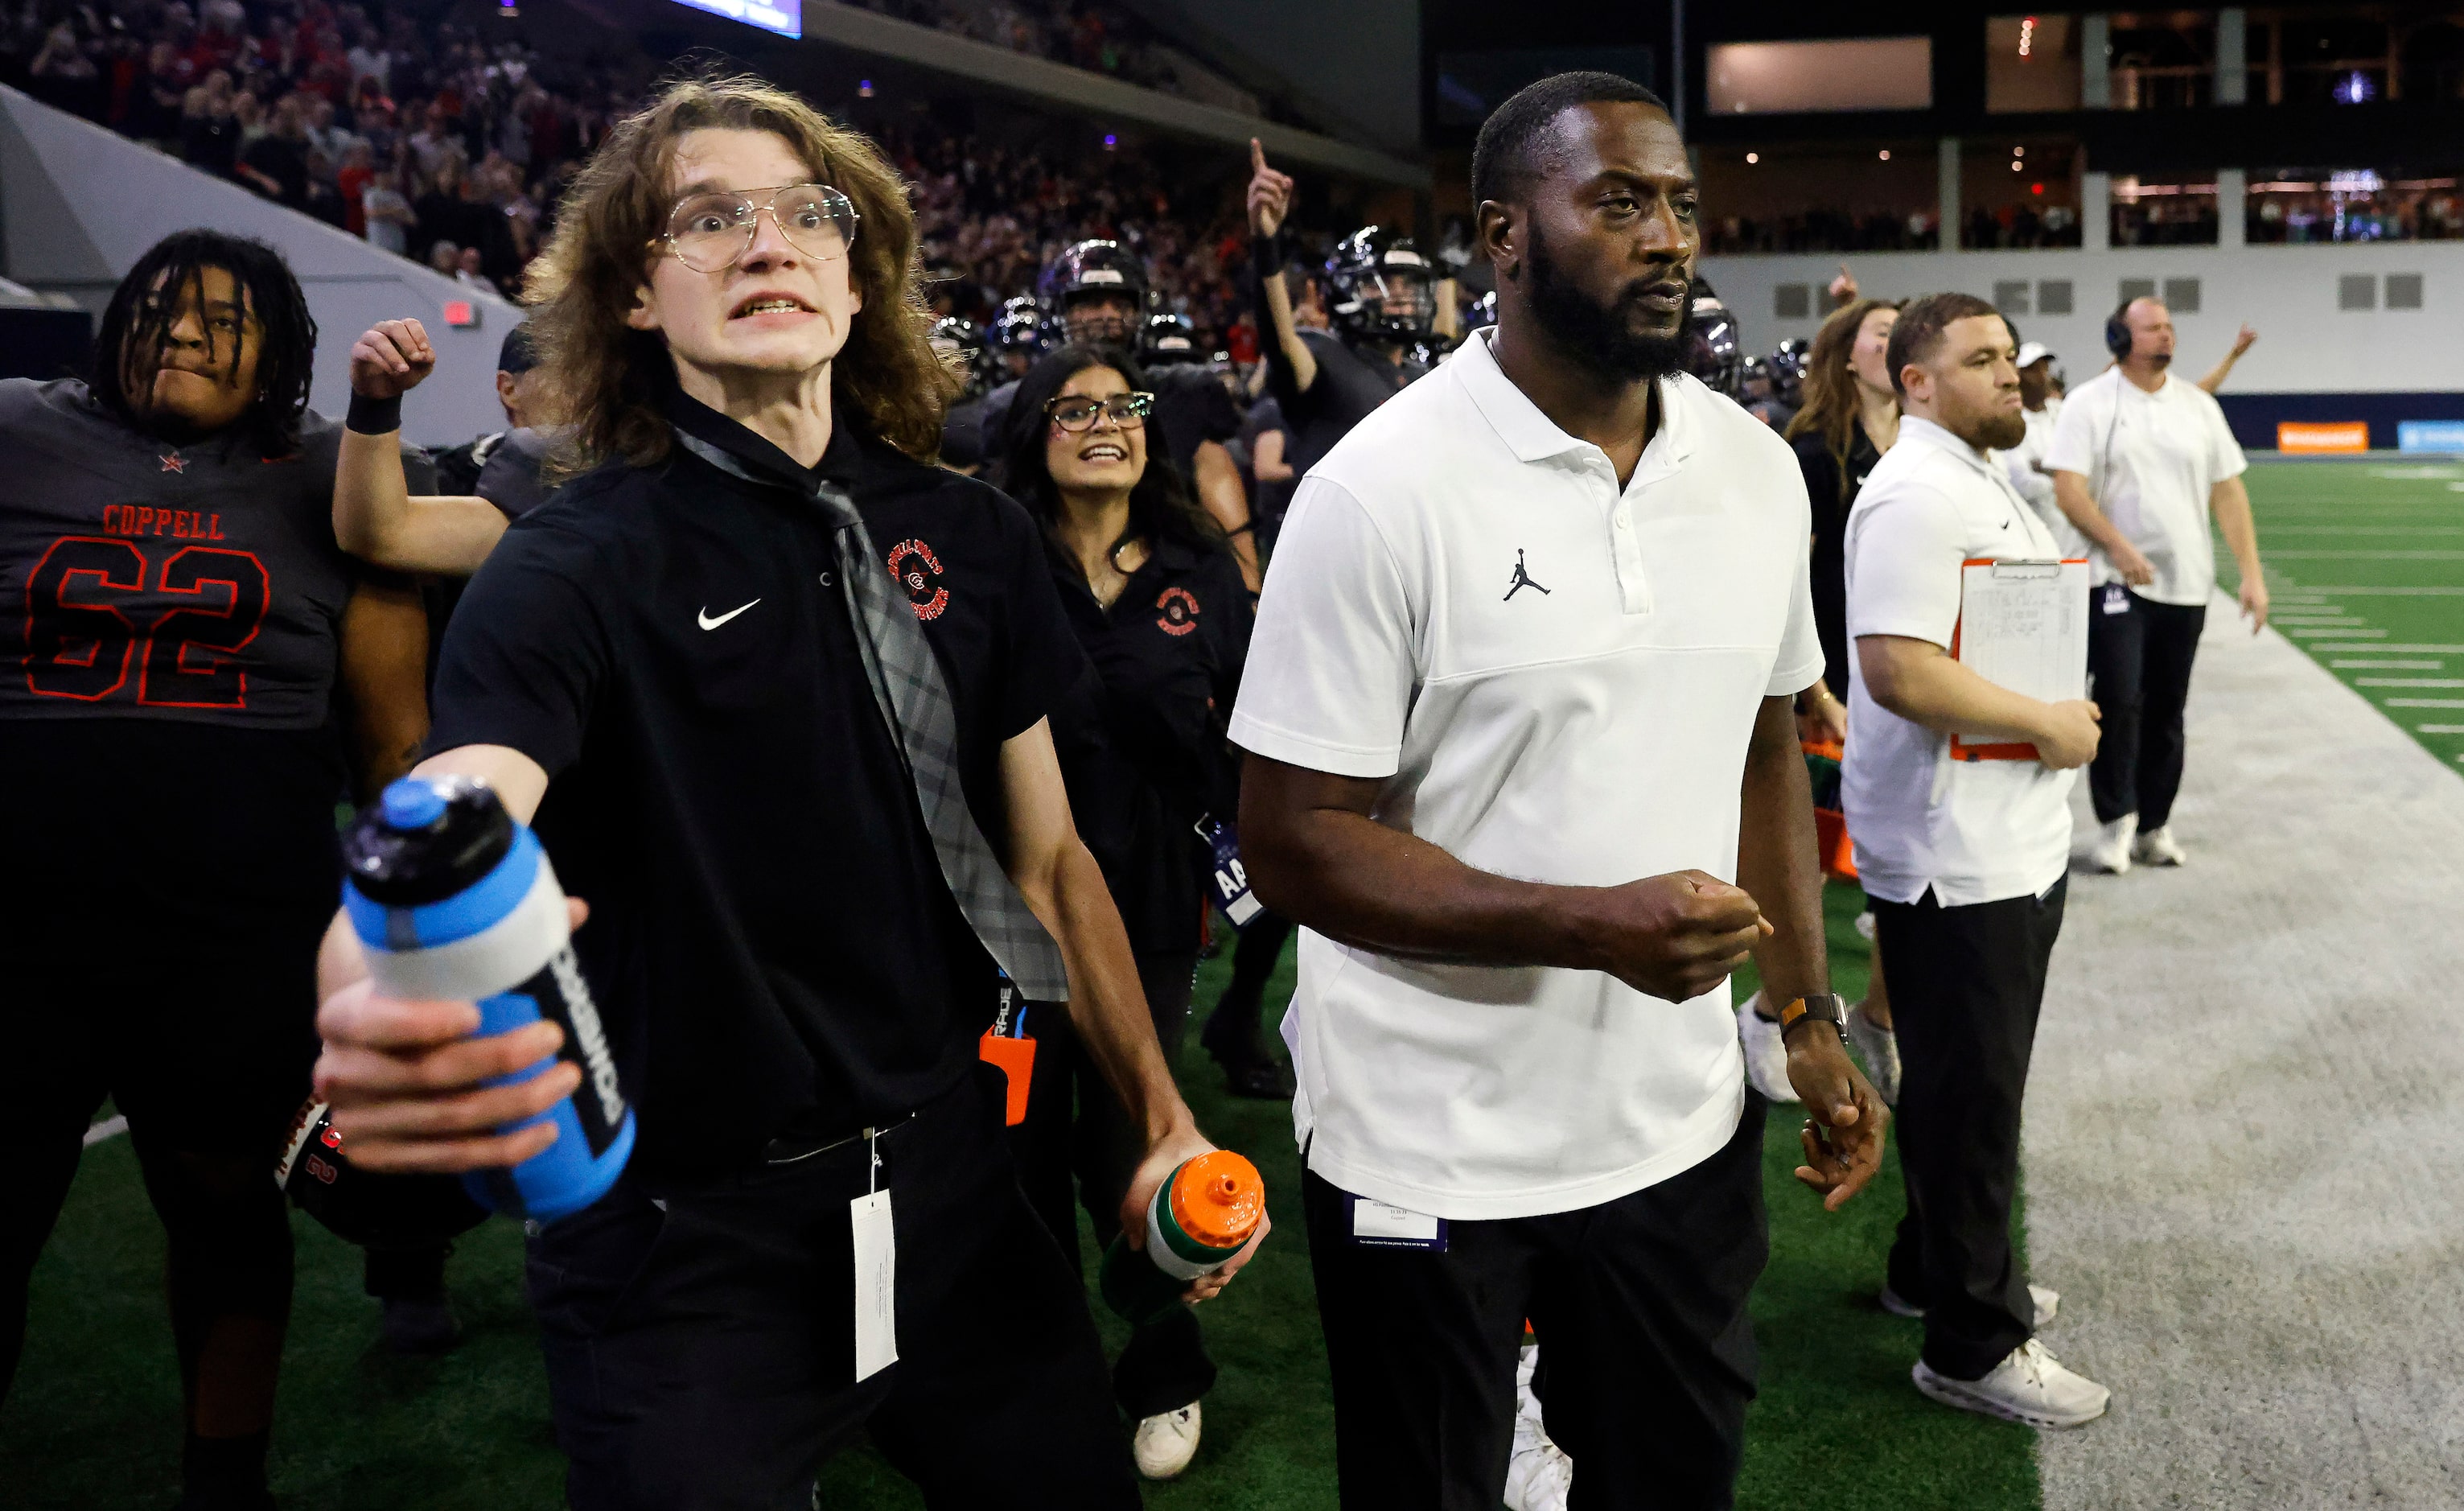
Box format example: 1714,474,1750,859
2104,307,2135,360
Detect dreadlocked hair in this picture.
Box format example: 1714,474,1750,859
523,71,959,477
92,229,318,456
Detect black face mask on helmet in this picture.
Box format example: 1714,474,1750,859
1039,239,1152,348
1324,226,1436,345
1682,280,1745,399
931,315,996,397
1141,311,1202,365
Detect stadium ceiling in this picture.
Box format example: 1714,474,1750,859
796,0,1429,188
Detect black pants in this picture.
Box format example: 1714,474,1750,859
1304,1097,1768,1511
0,923,317,1408
1874,879,2066,1380
525,1072,1138,1510
2086,587,2206,828
1010,947,1216,1418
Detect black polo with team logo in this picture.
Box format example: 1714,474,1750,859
427,388,1089,1180
1046,536,1249,953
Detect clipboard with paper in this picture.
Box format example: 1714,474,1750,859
1948,558,2090,761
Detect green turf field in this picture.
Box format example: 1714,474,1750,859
2227,458,2464,772
2,886,2039,1510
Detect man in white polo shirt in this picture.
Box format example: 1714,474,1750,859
2046,295,2268,872
1233,72,1885,1508
1844,291,2109,1429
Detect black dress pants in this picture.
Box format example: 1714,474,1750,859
1874,879,2066,1381
1010,947,1216,1418
525,1072,1138,1511
2085,587,2207,828
1304,1096,1767,1511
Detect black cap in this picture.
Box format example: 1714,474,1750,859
498,324,539,376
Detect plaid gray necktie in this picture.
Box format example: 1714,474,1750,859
675,429,1071,1000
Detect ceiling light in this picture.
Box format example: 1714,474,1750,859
1879,150,1891,161
1746,152,1759,163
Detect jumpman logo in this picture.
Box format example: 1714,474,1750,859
1503,549,1550,602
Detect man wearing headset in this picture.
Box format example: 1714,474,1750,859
2046,297,2268,875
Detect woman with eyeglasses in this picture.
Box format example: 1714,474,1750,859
998,344,1253,1482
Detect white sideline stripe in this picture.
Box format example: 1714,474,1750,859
2290,628,2385,639
2419,724,2464,734
2384,698,2464,708
2307,643,2464,653
2292,586,2464,596
83,1115,128,1147
2331,660,2443,669
2355,677,2464,688
2256,547,2464,559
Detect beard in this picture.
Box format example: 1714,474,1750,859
1972,407,2028,451
1522,222,1689,385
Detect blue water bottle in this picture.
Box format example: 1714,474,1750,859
342,775,635,1222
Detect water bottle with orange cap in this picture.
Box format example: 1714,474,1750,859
1100,1150,1265,1324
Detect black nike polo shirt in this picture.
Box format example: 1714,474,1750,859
429,390,1087,1180
1047,536,1250,954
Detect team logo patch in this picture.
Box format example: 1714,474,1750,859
1155,586,1201,636
158,452,186,474
886,538,949,621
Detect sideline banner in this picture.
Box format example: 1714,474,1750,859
2277,421,2370,453
2396,419,2464,453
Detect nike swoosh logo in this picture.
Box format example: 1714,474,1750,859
697,599,760,630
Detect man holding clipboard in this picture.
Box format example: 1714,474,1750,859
1841,293,2110,1429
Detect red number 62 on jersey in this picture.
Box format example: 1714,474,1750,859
23,536,269,708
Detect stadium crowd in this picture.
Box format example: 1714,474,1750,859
0,0,1271,344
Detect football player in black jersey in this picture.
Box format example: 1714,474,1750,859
0,229,430,1511
978,242,1258,584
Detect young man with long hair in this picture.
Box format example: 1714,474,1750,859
312,76,1257,1507
0,229,430,1511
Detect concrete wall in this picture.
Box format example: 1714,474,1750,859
1699,241,2464,397
1125,0,1420,155
0,86,520,447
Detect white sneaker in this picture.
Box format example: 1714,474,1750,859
1843,1002,1900,1106
1503,1342,1572,1511
2088,814,2137,874
1912,1337,2109,1429
1878,1283,2059,1329
1132,1402,1201,1480
2133,824,2186,867
1735,993,1798,1104
1853,910,1877,941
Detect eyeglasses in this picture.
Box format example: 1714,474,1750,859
656,183,859,273
1044,392,1154,432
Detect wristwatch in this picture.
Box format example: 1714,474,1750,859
1775,993,1849,1045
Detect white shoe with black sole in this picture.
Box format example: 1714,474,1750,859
2088,814,2137,875
1734,993,1798,1104
1502,1341,1572,1511
1133,1402,1201,1480
1912,1338,2109,1429
1879,1282,2059,1329
2133,824,2186,867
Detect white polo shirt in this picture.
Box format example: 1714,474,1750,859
2042,368,2247,607
1228,329,1824,1221
1842,416,2077,909
1996,397,2085,558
